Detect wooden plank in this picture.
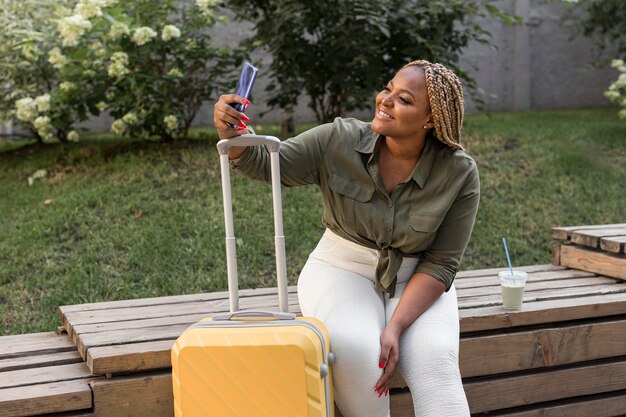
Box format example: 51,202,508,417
459,319,626,377
552,224,626,240
459,291,626,332
64,292,300,333
454,269,595,290
88,339,175,374
0,350,82,372
464,359,626,414
457,276,616,299
0,379,92,417
455,264,563,279
0,362,94,389
571,227,626,249
489,392,626,417
601,236,626,254
560,245,626,280
0,332,75,358
91,372,173,417
59,286,296,317
458,281,626,309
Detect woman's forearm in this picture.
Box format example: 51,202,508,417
387,272,446,332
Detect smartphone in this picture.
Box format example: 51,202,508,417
230,61,259,113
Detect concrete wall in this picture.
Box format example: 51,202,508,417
3,0,620,134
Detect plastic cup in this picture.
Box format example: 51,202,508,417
498,270,528,310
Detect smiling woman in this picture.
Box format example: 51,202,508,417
213,59,477,417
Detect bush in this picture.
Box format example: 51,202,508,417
3,0,246,142
563,0,626,118
227,0,520,131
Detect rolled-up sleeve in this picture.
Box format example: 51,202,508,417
415,161,480,290
230,123,334,187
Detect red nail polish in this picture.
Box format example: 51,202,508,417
378,391,383,398
241,114,251,122
242,98,250,105
238,121,247,129
237,125,246,131
244,104,249,111
379,362,384,368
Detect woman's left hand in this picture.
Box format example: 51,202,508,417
375,323,402,397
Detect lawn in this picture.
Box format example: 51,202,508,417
1,108,624,335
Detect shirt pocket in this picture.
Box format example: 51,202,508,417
328,173,375,231
409,213,443,252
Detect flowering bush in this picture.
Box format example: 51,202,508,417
3,0,245,142
563,0,626,119
0,0,77,142
604,59,626,119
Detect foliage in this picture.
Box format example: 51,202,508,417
562,0,626,118
226,0,521,125
2,0,246,142
0,0,73,142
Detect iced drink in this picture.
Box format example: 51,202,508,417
498,270,528,310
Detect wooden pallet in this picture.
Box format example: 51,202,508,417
552,224,626,280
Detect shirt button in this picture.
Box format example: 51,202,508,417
386,226,391,232
387,202,393,208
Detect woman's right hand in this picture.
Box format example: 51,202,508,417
212,94,251,140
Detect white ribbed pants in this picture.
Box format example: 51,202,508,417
298,229,470,417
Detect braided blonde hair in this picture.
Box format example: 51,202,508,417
402,60,465,151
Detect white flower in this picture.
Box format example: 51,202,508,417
122,112,138,125
75,0,105,19
35,94,51,112
164,115,178,131
111,119,127,135
604,90,620,101
83,69,96,78
161,25,181,41
622,97,626,107
619,109,626,119
58,14,93,47
217,15,230,24
34,116,51,130
48,47,68,69
67,130,80,142
108,52,129,79
15,97,37,122
109,22,130,40
611,59,624,69
167,68,183,77
34,116,53,139
96,101,108,111
103,0,119,5
105,91,116,100
196,0,219,20
60,81,74,92
615,73,626,89
133,27,157,46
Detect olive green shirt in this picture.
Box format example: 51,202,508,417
231,117,480,296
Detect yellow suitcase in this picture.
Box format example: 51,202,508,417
171,135,334,417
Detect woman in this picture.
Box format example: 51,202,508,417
213,60,478,417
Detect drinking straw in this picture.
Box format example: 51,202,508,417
502,237,515,278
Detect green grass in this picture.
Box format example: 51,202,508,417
1,108,624,335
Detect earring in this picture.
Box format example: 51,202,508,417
423,125,428,129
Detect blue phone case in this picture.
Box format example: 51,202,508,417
230,61,258,113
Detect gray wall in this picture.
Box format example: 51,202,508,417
3,0,620,134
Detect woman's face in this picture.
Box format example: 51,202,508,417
371,66,432,140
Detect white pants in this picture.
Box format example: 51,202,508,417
298,229,470,417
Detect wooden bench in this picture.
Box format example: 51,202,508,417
2,259,626,416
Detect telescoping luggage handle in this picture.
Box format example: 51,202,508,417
216,135,289,314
